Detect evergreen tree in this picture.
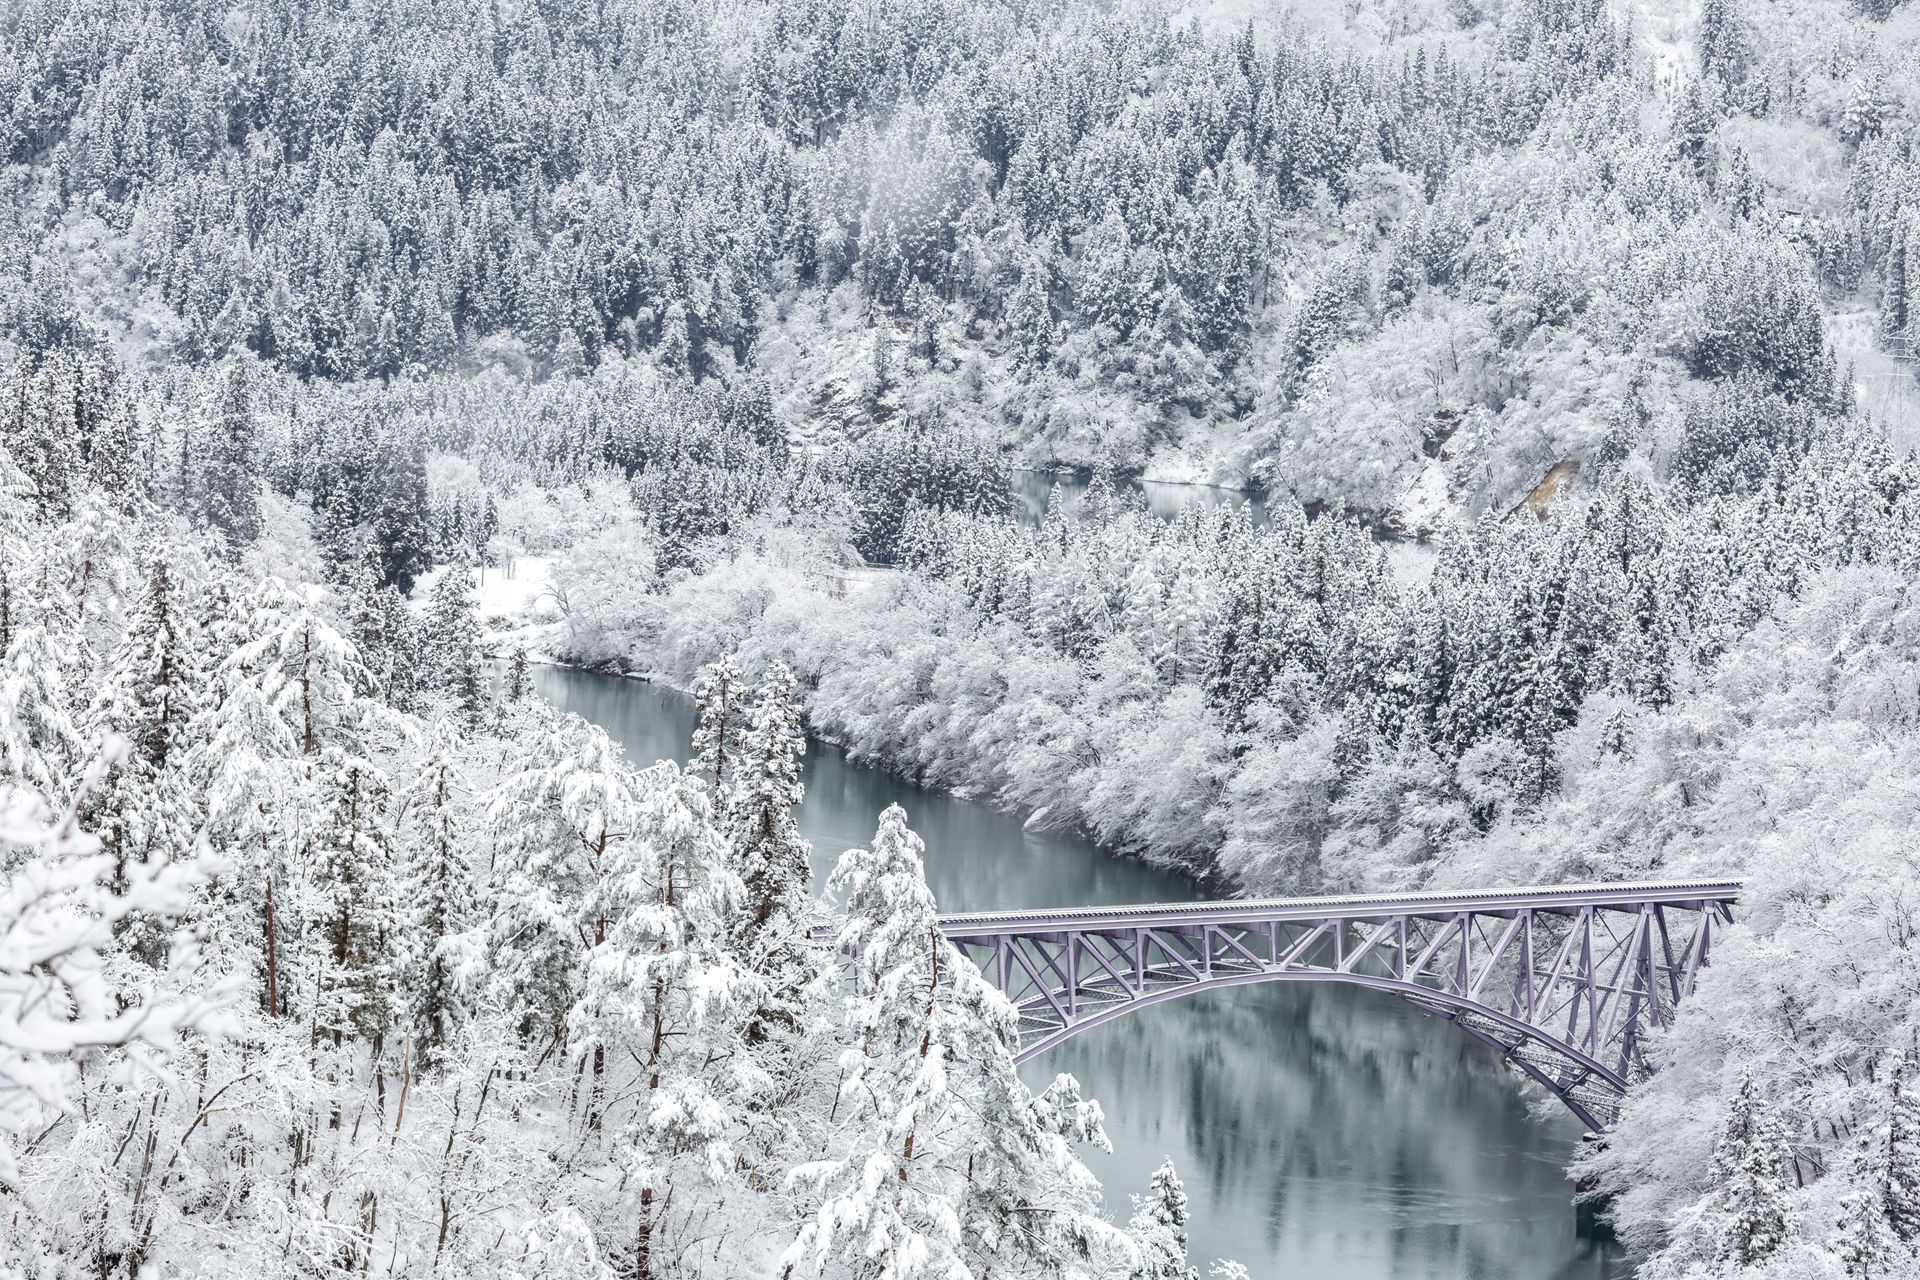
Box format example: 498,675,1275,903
1835,1141,1903,1279
505,647,531,703
345,554,422,713
375,444,434,594
308,750,400,1045
690,652,748,799
1129,1159,1200,1280
865,322,894,411
0,624,84,801
1890,1051,1920,1241
1709,1070,1794,1270
7,358,79,521
424,566,485,726
789,805,1114,1277
92,557,189,772
402,724,477,1068
486,718,645,1045
85,556,200,870
1006,251,1056,370
199,363,262,552
569,761,755,1279
728,661,812,1044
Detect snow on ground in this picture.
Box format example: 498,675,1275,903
475,555,557,623
414,554,566,656
833,564,892,597
1632,0,1699,106
1138,415,1255,487
414,555,557,623
1386,458,1453,540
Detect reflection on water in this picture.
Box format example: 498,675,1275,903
1049,985,1622,1279
532,665,1628,1280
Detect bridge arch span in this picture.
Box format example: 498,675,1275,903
939,880,1740,1131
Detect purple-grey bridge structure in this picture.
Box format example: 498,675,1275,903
939,879,1742,1131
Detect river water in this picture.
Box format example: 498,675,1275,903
1013,470,1271,528
532,665,1626,1280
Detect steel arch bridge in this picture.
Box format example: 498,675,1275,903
939,879,1741,1131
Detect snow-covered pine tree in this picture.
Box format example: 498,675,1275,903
0,624,84,801
505,647,531,703
788,804,1115,1278
219,583,385,758
690,652,748,799
317,487,360,586
374,443,435,594
345,552,423,713
198,363,262,553
569,760,757,1279
485,717,645,1047
84,554,204,872
1890,1049,1920,1241
307,749,401,1047
1128,1159,1200,1280
401,722,477,1068
727,660,812,1045
1710,1070,1795,1269
1834,1140,1903,1279
1006,249,1056,370
424,565,485,726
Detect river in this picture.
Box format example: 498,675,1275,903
1013,470,1271,528
532,665,1627,1280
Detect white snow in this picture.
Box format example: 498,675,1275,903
414,556,557,625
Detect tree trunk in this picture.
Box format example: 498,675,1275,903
301,623,315,756
637,1186,655,1280
264,865,279,1018
901,929,940,1184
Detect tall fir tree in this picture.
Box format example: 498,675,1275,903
728,661,812,1045
1128,1159,1200,1280
690,652,748,800
505,647,531,703
1710,1070,1794,1270
423,566,485,726
401,724,477,1068
569,761,756,1279
199,363,262,553
790,804,1115,1277
307,750,401,1046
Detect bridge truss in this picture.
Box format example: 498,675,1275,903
940,880,1741,1130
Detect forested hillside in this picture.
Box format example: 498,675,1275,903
3,0,1899,508
7,0,1920,1275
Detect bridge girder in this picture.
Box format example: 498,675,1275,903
938,879,1742,1130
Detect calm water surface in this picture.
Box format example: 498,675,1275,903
1013,470,1270,528
534,665,1626,1280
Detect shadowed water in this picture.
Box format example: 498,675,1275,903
532,665,1628,1280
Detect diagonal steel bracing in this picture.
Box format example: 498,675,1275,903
938,879,1741,1131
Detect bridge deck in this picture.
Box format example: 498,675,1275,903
936,878,1742,934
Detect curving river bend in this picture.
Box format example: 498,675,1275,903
534,666,1627,1279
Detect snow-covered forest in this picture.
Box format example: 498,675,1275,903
6,0,1920,1274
